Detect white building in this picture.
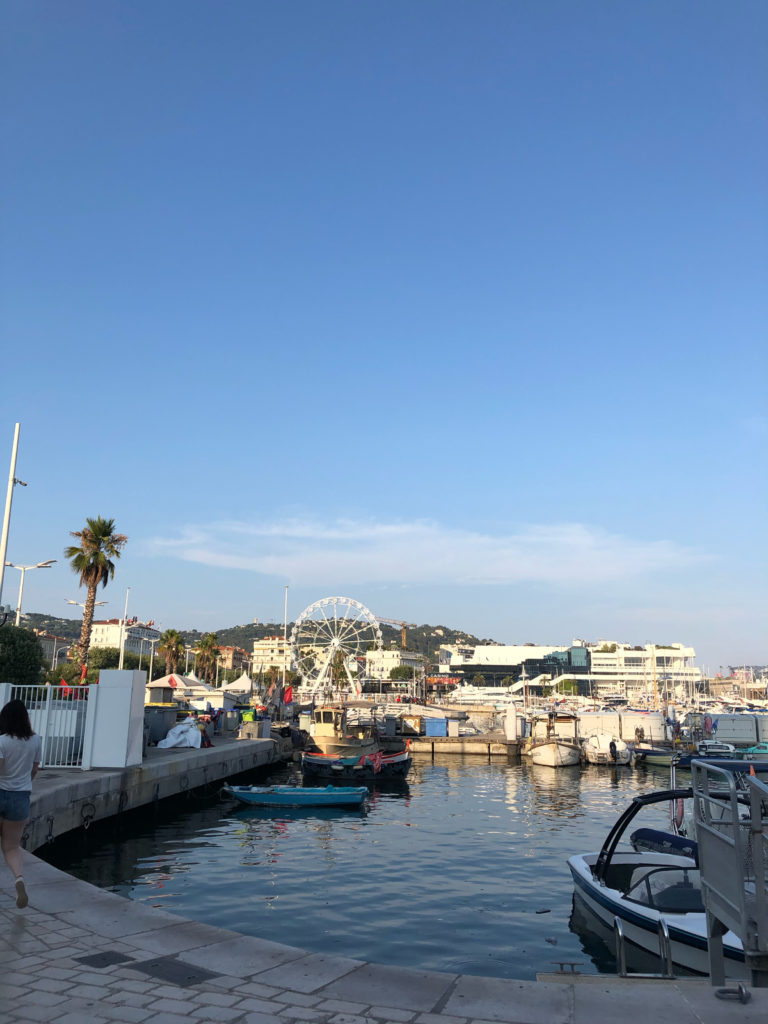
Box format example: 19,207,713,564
252,635,291,675
586,642,702,700
365,648,425,682
89,619,160,656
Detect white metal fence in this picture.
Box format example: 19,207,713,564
0,683,95,768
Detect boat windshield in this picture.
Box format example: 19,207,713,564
624,866,704,913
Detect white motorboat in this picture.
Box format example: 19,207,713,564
582,732,633,766
529,711,581,767
567,787,745,976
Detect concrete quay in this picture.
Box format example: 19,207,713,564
24,734,290,853
2,855,764,1024
4,736,763,1023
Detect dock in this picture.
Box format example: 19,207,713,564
409,731,518,758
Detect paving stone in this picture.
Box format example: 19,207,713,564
190,1007,244,1022
236,983,284,999
242,1014,284,1024
138,1015,190,1024
368,1010,414,1022
443,978,570,1024
30,977,74,994
327,1015,370,1024
316,1002,371,1016
276,1007,329,1021
25,990,70,1007
322,965,455,1014
234,999,287,1015
152,997,199,1014
415,1015,467,1024
102,992,155,1008
193,991,241,1007
272,992,320,1007
93,1006,153,1023
54,1015,110,1024
257,953,361,995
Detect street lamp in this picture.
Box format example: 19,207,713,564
0,423,26,609
118,587,131,670
185,645,193,673
66,598,108,611
5,559,56,626
145,636,161,681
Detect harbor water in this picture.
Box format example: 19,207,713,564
42,755,680,981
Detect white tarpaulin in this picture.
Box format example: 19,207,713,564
157,718,201,749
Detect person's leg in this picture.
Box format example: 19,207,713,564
1,817,28,906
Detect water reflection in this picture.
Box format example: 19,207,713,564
42,758,678,981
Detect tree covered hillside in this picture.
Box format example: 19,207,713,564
20,613,493,666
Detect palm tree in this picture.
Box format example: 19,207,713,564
195,632,220,685
158,628,185,675
65,516,127,666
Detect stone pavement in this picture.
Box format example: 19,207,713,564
1,855,765,1024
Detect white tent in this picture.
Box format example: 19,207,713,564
223,672,253,695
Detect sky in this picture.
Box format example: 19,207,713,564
0,1,765,671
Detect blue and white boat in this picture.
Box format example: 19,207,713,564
567,787,745,975
222,783,368,808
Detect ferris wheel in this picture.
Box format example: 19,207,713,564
290,596,382,695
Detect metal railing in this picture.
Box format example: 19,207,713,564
692,759,768,987
614,915,675,978
0,683,95,768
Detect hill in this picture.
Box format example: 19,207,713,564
19,612,493,665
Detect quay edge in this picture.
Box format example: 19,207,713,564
24,734,290,853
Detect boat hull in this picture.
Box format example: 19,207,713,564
530,741,581,767
224,784,368,808
302,749,412,781
568,852,744,976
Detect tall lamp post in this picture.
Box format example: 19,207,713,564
145,636,160,681
0,423,26,608
5,559,56,626
118,587,131,670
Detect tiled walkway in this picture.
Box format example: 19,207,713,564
1,855,765,1024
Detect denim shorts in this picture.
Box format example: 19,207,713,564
0,789,31,822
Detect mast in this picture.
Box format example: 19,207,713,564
652,644,658,711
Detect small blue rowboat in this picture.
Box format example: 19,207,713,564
222,783,368,808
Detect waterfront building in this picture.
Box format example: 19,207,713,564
586,642,702,701
89,618,160,656
364,648,425,682
437,642,589,687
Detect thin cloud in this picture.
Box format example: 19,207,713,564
145,517,707,587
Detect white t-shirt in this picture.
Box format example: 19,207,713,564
0,733,42,791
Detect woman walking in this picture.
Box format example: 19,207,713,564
0,700,42,908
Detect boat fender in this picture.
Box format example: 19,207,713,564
669,798,685,829
609,740,617,762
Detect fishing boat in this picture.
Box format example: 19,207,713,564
582,732,633,766
567,787,745,975
222,783,368,808
529,710,581,767
301,747,412,781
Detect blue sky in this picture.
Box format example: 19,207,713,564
1,1,765,670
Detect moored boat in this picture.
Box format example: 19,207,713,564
582,732,633,766
529,710,581,767
222,783,368,808
567,787,745,975
301,747,412,781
